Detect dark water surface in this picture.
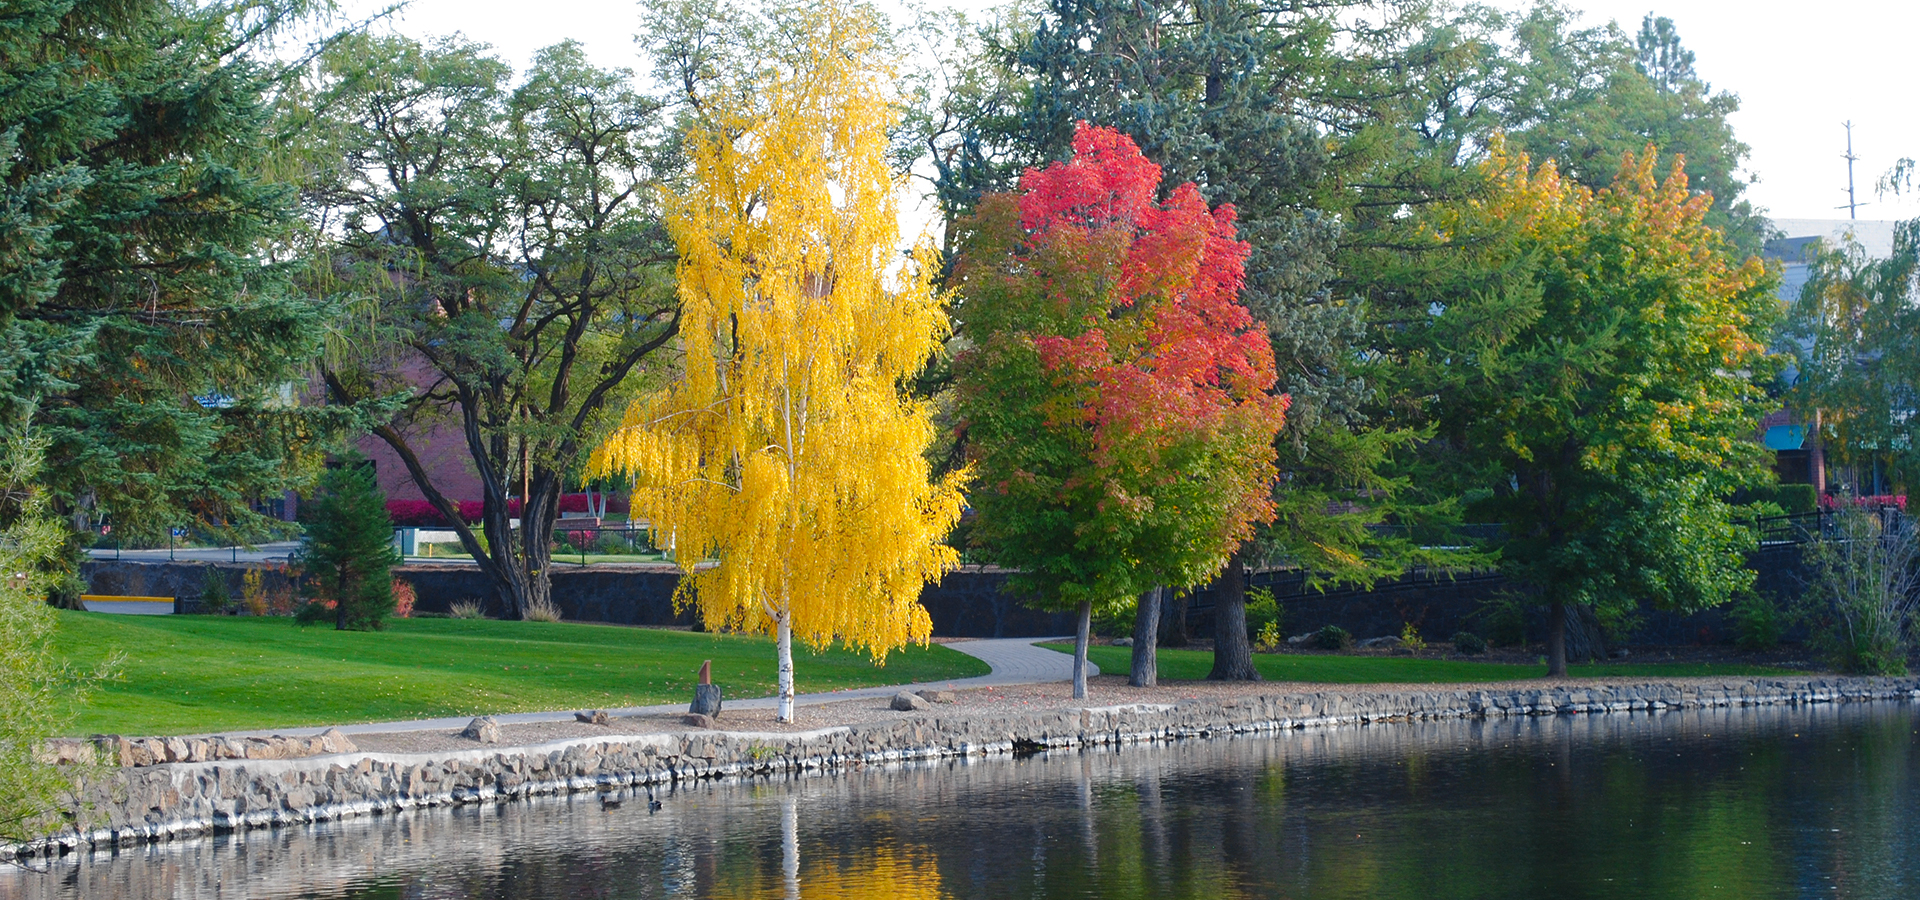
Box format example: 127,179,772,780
5,702,1919,899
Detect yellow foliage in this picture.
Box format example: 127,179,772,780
590,2,967,710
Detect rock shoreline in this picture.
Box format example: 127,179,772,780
16,675,1920,857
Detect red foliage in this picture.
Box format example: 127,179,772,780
1819,493,1908,511
1018,123,1287,471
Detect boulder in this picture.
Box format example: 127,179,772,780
575,710,610,726
1112,637,1134,647
682,713,714,728
915,690,956,704
890,691,929,712
461,717,501,744
1357,636,1403,650
690,683,723,718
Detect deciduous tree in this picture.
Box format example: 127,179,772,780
1363,143,1778,676
591,1,967,723
952,123,1287,697
302,36,680,620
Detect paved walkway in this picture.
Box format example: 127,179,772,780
216,637,1095,740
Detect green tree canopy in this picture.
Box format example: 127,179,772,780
1,0,343,565
301,34,680,619
1360,143,1780,675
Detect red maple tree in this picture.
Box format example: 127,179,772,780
953,123,1288,696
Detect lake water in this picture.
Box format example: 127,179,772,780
5,701,1918,899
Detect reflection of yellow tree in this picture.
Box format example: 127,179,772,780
800,841,946,900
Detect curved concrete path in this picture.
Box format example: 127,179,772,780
219,636,1095,740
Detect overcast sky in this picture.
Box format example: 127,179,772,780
336,0,1920,225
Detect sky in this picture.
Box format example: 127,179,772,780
335,0,1920,225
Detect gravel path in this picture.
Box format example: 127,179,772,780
208,636,1090,743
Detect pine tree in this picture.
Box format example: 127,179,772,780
299,461,398,631
1,0,336,601
593,0,968,723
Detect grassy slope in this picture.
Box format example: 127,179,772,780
1051,644,1800,684
54,613,989,736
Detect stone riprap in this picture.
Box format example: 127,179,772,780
17,676,1919,856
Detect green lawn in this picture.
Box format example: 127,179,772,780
53,612,988,737
1049,643,1803,684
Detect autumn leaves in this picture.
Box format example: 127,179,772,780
589,7,1287,718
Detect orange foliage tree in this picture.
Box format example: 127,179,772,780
952,123,1288,697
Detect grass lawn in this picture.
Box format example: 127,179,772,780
53,612,989,737
1047,643,1803,684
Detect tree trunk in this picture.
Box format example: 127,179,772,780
1131,586,1163,687
1208,551,1260,681
776,610,796,722
1161,589,1189,647
1072,599,1092,699
1546,600,1569,677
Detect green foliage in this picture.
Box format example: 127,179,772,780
300,33,680,619
1474,595,1532,648
298,461,398,631
1800,506,1915,675
1727,592,1785,651
1451,631,1488,655
50,614,990,736
0,0,345,552
1399,622,1427,653
1360,144,1778,673
1786,223,1920,490
200,566,234,616
1744,483,1819,517
0,435,107,843
1245,587,1281,640
1310,624,1353,651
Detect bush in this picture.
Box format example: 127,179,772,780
1310,624,1353,651
1474,594,1530,647
1451,631,1488,655
391,579,416,619
1727,592,1784,650
302,460,400,631
1399,622,1427,653
1801,505,1916,675
199,565,232,615
525,602,563,623
1245,587,1281,641
449,599,487,619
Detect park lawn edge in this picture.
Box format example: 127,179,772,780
53,612,988,736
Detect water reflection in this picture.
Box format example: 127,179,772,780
4,702,1917,899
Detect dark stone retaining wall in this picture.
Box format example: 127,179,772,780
17,676,1917,856
80,561,1080,637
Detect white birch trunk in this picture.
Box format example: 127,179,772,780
776,610,796,722
1072,599,1092,700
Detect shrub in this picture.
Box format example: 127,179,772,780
391,579,416,619
1801,505,1916,675
1245,587,1281,641
525,602,563,623
302,461,399,631
1474,594,1530,647
449,600,487,619
1253,620,1281,651
1310,624,1353,651
1399,622,1427,653
1727,591,1784,650
1451,631,1488,655
241,567,268,617
199,566,232,615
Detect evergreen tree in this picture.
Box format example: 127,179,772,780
299,460,398,631
1,0,342,600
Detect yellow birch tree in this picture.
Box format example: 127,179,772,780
591,1,968,722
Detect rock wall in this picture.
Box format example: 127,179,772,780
17,676,1917,857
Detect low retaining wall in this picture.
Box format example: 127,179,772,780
17,675,1918,857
